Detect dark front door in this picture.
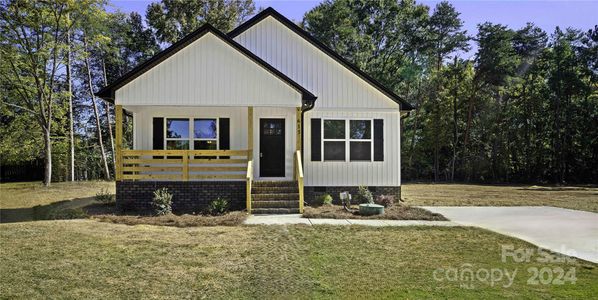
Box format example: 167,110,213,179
260,118,285,177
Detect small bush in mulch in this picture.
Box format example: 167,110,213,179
207,197,229,216
92,211,247,227
95,188,115,204
313,194,333,207
303,205,447,221
375,195,395,208
152,188,173,216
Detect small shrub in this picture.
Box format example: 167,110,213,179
375,195,395,208
95,188,115,204
208,197,229,216
46,208,88,220
152,188,173,215
356,186,374,204
317,194,333,206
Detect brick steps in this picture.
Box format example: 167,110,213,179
251,181,300,214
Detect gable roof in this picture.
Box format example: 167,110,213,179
228,7,414,111
96,23,316,103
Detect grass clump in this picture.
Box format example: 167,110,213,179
45,207,88,220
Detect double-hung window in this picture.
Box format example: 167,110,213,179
349,120,372,161
193,119,218,150
322,119,372,161
323,120,346,161
165,118,218,150
165,118,190,150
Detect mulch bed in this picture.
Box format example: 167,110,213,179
81,203,247,227
91,211,248,227
303,204,447,221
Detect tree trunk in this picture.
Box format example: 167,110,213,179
43,126,52,186
451,67,458,182
84,36,111,180
67,25,75,181
101,59,115,166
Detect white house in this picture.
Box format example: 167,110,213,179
97,8,413,214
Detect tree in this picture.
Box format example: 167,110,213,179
146,0,255,45
428,1,469,181
0,0,71,185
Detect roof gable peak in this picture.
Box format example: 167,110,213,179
229,7,413,110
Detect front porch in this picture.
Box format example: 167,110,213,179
113,105,304,214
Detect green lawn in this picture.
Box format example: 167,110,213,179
1,181,597,298
403,183,598,213
1,220,596,298
0,181,114,223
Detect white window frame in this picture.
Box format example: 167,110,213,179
348,119,373,162
192,118,219,150
164,118,191,150
164,117,219,150
322,118,373,162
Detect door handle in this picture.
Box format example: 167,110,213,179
260,152,263,158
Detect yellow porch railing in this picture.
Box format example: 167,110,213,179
119,149,250,181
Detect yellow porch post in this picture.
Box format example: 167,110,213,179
115,105,123,181
248,106,253,160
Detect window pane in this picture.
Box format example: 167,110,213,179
350,141,371,161
166,140,189,150
350,120,371,139
324,120,345,139
194,140,217,150
194,119,217,139
324,141,345,161
166,119,189,138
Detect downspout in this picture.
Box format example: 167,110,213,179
300,99,316,166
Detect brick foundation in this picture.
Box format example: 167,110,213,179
303,186,401,205
116,181,246,213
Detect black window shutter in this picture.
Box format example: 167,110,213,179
311,118,321,161
374,119,384,161
219,118,230,159
153,117,164,150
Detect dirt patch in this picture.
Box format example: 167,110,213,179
303,205,447,221
92,211,247,227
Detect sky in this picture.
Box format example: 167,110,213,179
108,0,598,58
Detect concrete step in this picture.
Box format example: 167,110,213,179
253,180,297,187
252,200,298,208
252,193,300,201
252,208,300,214
252,186,298,194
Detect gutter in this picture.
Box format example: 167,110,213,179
300,98,317,166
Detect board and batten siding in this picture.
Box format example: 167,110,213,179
304,110,401,187
233,16,400,110
115,33,302,107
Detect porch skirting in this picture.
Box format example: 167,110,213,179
116,181,246,213
304,186,401,205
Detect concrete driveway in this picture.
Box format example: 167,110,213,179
422,206,598,263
